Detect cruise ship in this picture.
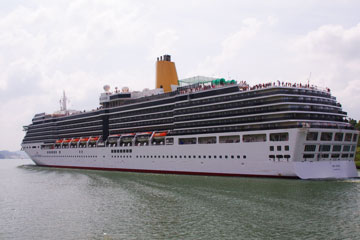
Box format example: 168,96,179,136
22,55,359,179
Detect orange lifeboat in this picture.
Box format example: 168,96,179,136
122,133,135,137
80,137,89,142
138,132,152,135
55,139,64,144
153,132,167,138
109,134,121,137
89,136,100,143
62,139,71,145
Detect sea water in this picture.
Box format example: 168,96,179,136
1,159,360,240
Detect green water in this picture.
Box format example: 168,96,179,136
1,159,360,240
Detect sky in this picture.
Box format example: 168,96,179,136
1,0,360,151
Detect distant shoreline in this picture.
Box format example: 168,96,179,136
0,150,29,159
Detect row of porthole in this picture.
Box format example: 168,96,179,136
135,155,247,159
112,155,131,158
111,149,132,153
42,155,98,158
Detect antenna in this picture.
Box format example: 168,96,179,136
307,72,312,85
60,90,68,111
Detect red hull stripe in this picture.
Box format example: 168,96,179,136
37,164,298,179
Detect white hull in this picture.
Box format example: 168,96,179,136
22,128,359,179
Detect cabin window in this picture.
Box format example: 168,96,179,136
165,138,174,145
198,137,216,144
332,145,341,152
285,145,290,151
270,133,288,141
343,145,351,152
319,145,331,152
334,133,343,141
178,138,196,145
269,146,274,151
351,145,356,152
303,154,314,159
306,132,318,141
320,132,333,141
219,135,240,143
345,133,352,142
243,134,266,142
304,145,316,152
321,154,329,158
353,134,358,142
342,154,349,158
331,154,340,158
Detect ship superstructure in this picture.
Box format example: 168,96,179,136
22,55,359,179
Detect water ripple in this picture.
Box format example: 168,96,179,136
1,159,360,239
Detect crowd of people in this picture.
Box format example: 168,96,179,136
248,80,331,93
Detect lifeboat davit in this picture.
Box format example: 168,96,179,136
121,133,135,142
108,134,121,143
136,132,152,142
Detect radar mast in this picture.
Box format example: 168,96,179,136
59,91,68,113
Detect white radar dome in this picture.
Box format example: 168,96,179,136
103,85,110,92
122,87,129,93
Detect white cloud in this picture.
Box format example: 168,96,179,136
1,1,360,150
194,17,263,76
150,29,179,60
292,23,360,119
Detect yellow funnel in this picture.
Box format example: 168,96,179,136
156,55,178,93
